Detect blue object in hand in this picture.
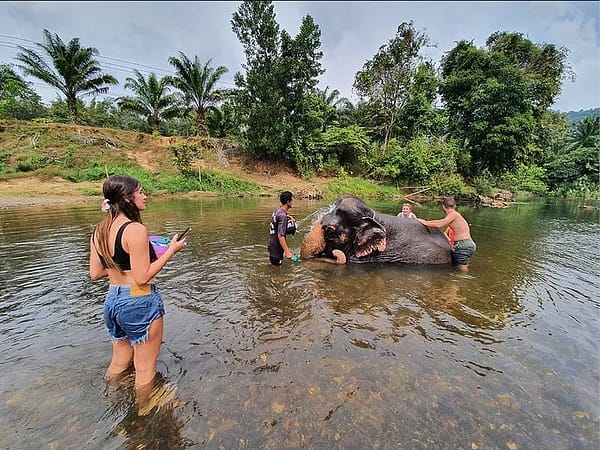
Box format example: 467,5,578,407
291,255,299,262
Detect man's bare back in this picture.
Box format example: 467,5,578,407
446,210,471,241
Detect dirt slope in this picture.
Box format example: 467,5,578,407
0,120,330,207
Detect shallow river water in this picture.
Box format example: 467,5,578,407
0,196,598,449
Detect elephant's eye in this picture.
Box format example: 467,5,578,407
324,226,338,238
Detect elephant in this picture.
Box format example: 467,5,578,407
300,194,452,265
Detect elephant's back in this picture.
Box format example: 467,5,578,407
373,213,452,265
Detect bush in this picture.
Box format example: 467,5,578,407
503,164,548,196
324,176,397,199
170,143,200,176
62,165,108,182
15,152,49,172
0,149,8,173
370,136,459,185
472,170,495,196
430,174,473,197
551,176,600,199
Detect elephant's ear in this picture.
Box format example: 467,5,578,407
354,217,387,257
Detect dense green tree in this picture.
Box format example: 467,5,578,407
15,29,117,123
232,0,324,171
0,64,46,120
231,0,282,159
353,21,434,148
567,115,599,150
370,136,459,185
395,61,445,140
168,52,228,136
440,33,571,177
279,14,325,168
534,110,571,156
486,32,573,117
544,115,599,194
206,100,240,139
317,124,371,170
441,40,536,175
315,86,352,130
118,70,180,134
79,97,120,128
335,99,358,128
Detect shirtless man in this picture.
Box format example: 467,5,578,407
418,197,476,273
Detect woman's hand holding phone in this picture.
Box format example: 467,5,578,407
177,227,192,241
168,227,191,254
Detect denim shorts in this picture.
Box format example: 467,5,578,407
103,284,165,345
452,239,477,265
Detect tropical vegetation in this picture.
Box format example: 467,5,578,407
0,1,597,200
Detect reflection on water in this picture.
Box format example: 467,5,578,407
0,198,598,448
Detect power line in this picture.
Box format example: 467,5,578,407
0,34,36,44
0,33,237,91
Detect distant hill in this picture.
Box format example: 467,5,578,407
563,107,600,124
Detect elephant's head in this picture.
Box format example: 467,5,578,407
301,195,387,262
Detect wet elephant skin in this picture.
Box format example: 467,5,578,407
301,194,452,265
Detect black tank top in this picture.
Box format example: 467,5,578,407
95,221,157,270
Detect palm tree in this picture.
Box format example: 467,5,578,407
317,86,345,109
206,100,240,138
316,86,353,130
118,70,181,134
168,51,228,136
567,116,599,151
15,29,118,123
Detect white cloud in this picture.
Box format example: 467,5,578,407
0,1,597,111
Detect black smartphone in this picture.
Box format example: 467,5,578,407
177,227,192,241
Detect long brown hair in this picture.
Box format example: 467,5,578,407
93,175,143,272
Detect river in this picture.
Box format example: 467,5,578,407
0,196,598,449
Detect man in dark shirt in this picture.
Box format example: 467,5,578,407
268,191,295,266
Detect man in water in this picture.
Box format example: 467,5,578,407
268,191,295,266
418,196,476,273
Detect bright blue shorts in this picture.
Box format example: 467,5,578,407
103,284,165,345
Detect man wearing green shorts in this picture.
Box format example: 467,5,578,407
418,197,476,273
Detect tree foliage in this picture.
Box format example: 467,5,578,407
486,32,573,116
317,124,371,169
370,136,459,185
353,21,435,147
231,0,324,168
206,100,241,139
0,64,46,120
15,29,117,123
439,34,570,176
545,115,599,192
168,52,228,136
1,22,594,198
118,70,181,134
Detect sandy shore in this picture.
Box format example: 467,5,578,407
0,195,99,209
0,177,100,209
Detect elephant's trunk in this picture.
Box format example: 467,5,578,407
301,219,325,258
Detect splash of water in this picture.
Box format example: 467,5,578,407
294,203,335,232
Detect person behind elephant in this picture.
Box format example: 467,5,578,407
397,203,417,219
268,191,295,266
417,197,476,273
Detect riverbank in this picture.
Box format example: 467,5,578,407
0,177,97,208
0,120,336,208
0,165,332,208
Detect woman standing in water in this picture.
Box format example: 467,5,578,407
89,175,187,410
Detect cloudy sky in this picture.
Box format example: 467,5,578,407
1,1,598,112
